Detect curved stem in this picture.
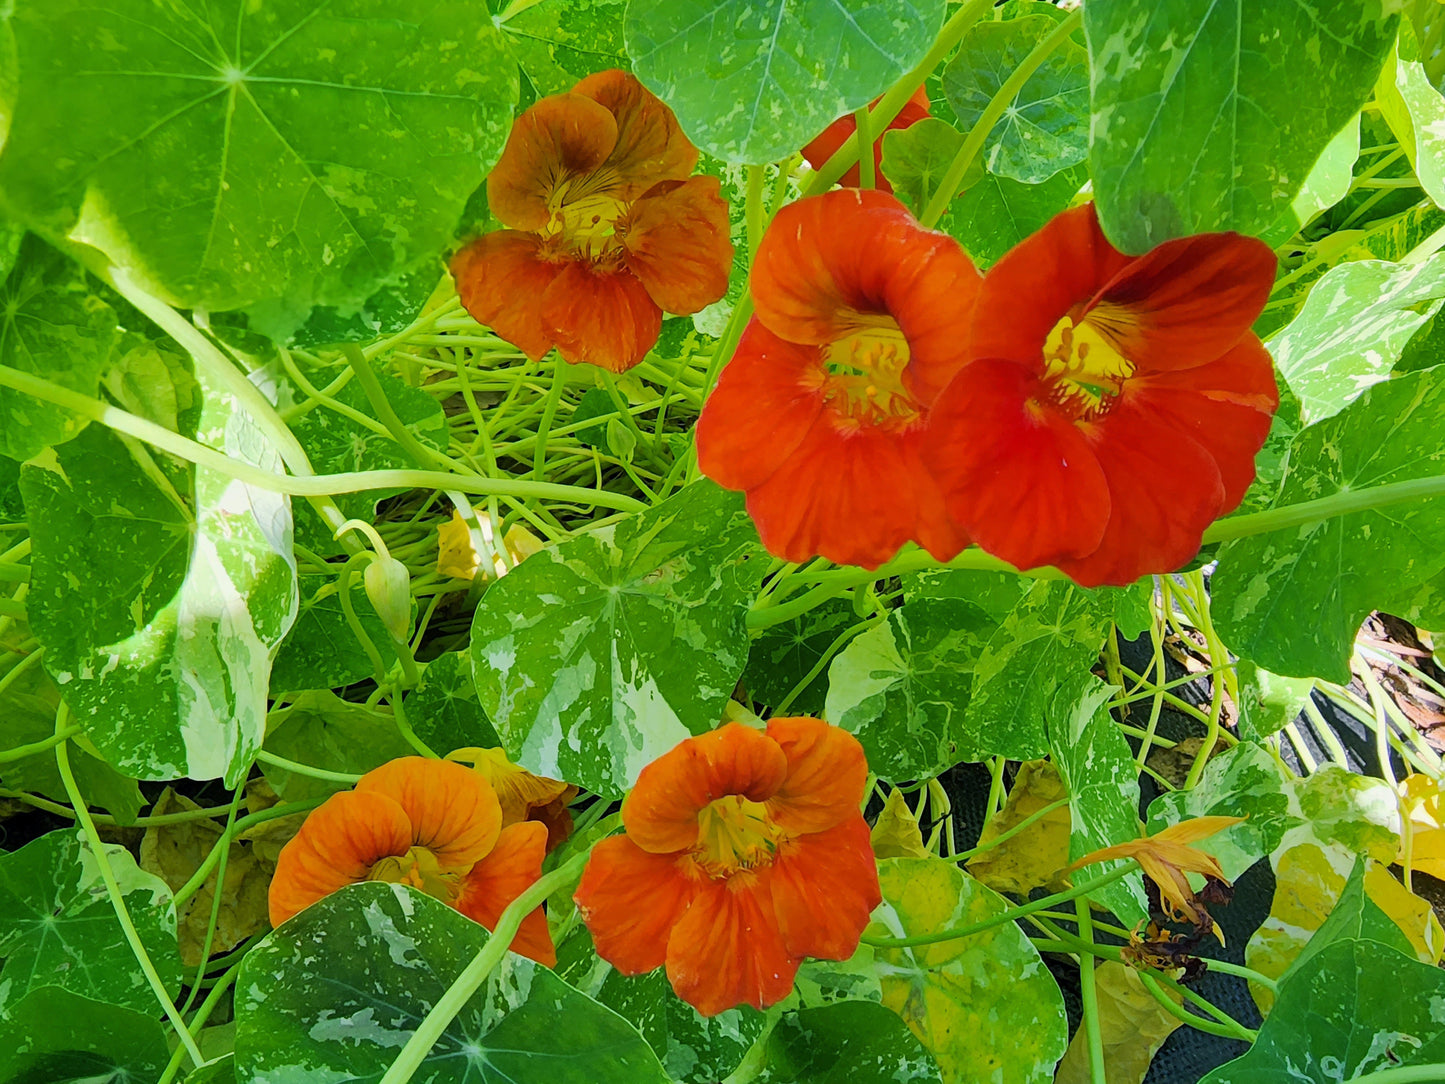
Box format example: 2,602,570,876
343,345,465,474
1074,898,1107,1084
173,795,328,910
54,713,205,1068
379,851,590,1084
157,961,244,1084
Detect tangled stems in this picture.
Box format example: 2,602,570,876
379,850,590,1084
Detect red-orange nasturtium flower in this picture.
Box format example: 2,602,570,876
268,757,555,965
695,189,980,569
450,70,732,374
446,746,579,853
801,87,932,193
925,204,1279,587
574,718,880,1017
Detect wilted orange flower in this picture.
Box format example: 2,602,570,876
802,87,932,192
1070,816,1243,932
574,719,880,1016
451,70,732,373
925,204,1278,586
696,189,980,569
268,757,555,965
446,746,579,852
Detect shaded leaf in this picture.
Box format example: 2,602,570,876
754,1001,943,1084
880,118,983,219
408,650,503,756
261,691,414,802
1055,962,1182,1084
745,598,855,716
0,986,169,1084
500,0,630,98
938,163,1085,266
272,575,399,692
871,788,931,860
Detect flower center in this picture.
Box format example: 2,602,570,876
544,173,627,261
693,795,787,878
366,846,462,903
1040,310,1135,421
818,317,920,429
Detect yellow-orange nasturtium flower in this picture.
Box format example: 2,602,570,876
446,746,579,852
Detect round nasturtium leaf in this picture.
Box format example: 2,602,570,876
625,0,946,164
0,0,518,318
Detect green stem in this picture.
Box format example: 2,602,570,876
343,345,463,473
255,749,363,785
157,961,244,1084
379,851,590,1084
1348,1068,1445,1084
54,719,205,1068
863,863,1137,948
854,105,876,189
179,783,247,1016
1075,898,1107,1084
173,796,328,909
921,9,1082,228
745,165,767,258
951,796,1071,863
0,721,78,763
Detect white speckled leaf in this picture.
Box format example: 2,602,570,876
23,368,298,784
499,0,629,97
1213,368,1445,681
962,579,1114,760
556,926,764,1083
1047,673,1148,925
625,0,946,164
1379,27,1445,212
469,481,764,798
871,857,1067,1084
824,597,996,778
236,882,668,1083
1084,0,1398,252
0,0,517,317
1201,938,1445,1083
1268,254,1445,425
754,1001,943,1084
942,15,1089,184
0,828,179,1014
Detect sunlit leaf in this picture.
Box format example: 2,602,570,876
625,0,946,164
469,481,764,797
1214,368,1445,681
0,0,518,319
499,0,630,98
871,856,1068,1084
0,828,180,1013
1084,0,1398,252
871,788,931,860
1235,659,1316,744
236,882,669,1083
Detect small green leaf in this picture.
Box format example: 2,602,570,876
1268,254,1445,424
261,691,414,801
939,163,1086,266
942,15,1089,184
1084,0,1398,252
824,598,996,778
1213,368,1445,681
0,0,518,318
408,650,503,756
1202,938,1445,1083
744,597,856,715
556,926,765,1084
24,366,298,783
871,857,1067,1084
1235,659,1316,744
235,882,670,1084
469,480,764,797
0,234,118,460
0,986,169,1084
962,579,1113,761
880,119,983,220
1047,673,1148,925
625,0,946,164
754,1001,943,1084
272,575,399,692
0,828,180,1013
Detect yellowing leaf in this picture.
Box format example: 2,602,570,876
437,511,545,581
138,789,272,967
1364,861,1445,966
1400,772,1445,881
1055,962,1183,1084
871,788,930,860
966,760,1071,897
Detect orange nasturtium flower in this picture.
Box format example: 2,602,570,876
446,746,580,852
268,757,555,965
696,189,980,569
924,204,1279,587
801,87,932,193
574,718,880,1017
1070,816,1244,931
450,70,732,374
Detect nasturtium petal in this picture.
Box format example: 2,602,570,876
0,0,517,318
236,882,669,1084
469,480,764,798
1213,368,1445,681
625,0,946,164
0,829,180,1014
1084,0,1398,252
871,857,1067,1084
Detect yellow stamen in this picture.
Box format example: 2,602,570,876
818,317,920,429
366,846,462,903
544,174,627,260
693,795,788,878
1041,310,1135,420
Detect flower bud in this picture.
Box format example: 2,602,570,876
363,555,412,642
